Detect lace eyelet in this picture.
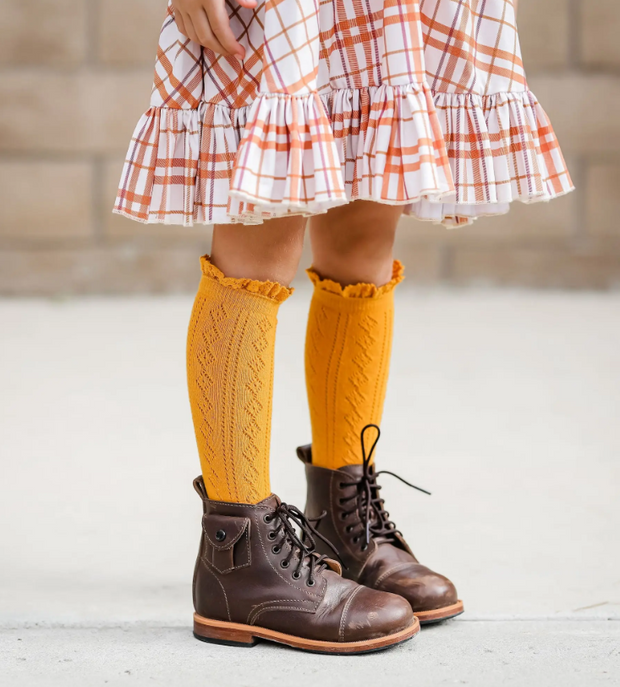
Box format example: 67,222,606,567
268,531,277,540
340,512,348,520
338,483,345,489
345,525,353,533
280,560,290,569
272,545,281,554
361,544,368,552
292,571,301,580
263,514,273,524
307,579,315,587
352,537,359,544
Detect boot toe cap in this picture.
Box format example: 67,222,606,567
379,566,458,613
340,586,414,643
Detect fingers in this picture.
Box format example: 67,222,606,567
190,7,231,56
179,10,201,45
172,1,246,59
174,7,189,38
204,2,245,59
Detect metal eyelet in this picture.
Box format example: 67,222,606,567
292,571,301,580
340,512,348,520
272,545,281,554
361,544,368,552
268,531,277,540
352,537,359,544
263,514,273,524
307,579,316,587
280,560,290,569
215,530,226,542
345,525,353,533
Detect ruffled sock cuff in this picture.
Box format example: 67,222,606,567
306,260,404,299
200,255,294,304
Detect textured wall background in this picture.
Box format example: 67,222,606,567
0,0,619,294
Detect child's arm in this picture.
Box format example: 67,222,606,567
172,0,257,59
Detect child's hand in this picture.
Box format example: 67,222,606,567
172,0,257,59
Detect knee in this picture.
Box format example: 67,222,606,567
212,218,305,286
310,202,400,285
313,201,400,263
331,226,394,263
247,230,305,283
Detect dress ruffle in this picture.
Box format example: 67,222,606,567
114,88,572,229
228,93,348,219
323,84,454,208
407,91,574,227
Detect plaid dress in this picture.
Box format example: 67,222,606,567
115,0,572,228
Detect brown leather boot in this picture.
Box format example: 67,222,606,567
191,476,419,653
297,425,464,625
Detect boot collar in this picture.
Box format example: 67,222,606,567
193,476,280,514
298,425,430,553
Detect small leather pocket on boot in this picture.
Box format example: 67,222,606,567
203,514,251,574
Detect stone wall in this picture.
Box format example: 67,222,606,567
1,0,619,294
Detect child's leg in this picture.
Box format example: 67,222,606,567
306,201,403,468
303,202,462,624
309,201,402,286
188,218,418,650
188,217,305,504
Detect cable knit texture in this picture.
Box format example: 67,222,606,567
187,255,292,504
305,262,402,469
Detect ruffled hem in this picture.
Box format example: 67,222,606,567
306,260,404,299
114,88,572,229
405,91,574,227
227,92,349,219
200,255,293,303
322,84,454,209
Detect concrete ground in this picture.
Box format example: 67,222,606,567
1,287,619,685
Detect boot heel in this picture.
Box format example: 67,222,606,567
193,614,257,648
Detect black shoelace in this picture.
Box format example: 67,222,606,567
265,502,343,585
339,424,431,547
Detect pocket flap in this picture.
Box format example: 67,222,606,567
203,514,250,551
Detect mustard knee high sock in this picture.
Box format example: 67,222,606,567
305,262,404,469
187,256,293,504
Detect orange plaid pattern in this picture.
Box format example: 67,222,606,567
115,0,572,227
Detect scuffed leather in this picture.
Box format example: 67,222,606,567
192,476,413,642
299,449,459,613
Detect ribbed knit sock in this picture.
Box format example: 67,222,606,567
304,261,404,469
187,255,293,504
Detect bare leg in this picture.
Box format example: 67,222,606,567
212,215,306,285
309,201,403,285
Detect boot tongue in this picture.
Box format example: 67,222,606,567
337,464,400,547
336,464,365,478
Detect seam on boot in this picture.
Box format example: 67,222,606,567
339,585,363,642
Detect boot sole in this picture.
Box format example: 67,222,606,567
193,613,420,654
414,600,464,625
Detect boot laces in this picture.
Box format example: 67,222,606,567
266,502,344,585
339,424,431,547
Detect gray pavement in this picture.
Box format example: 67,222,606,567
2,622,619,687
1,288,619,685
